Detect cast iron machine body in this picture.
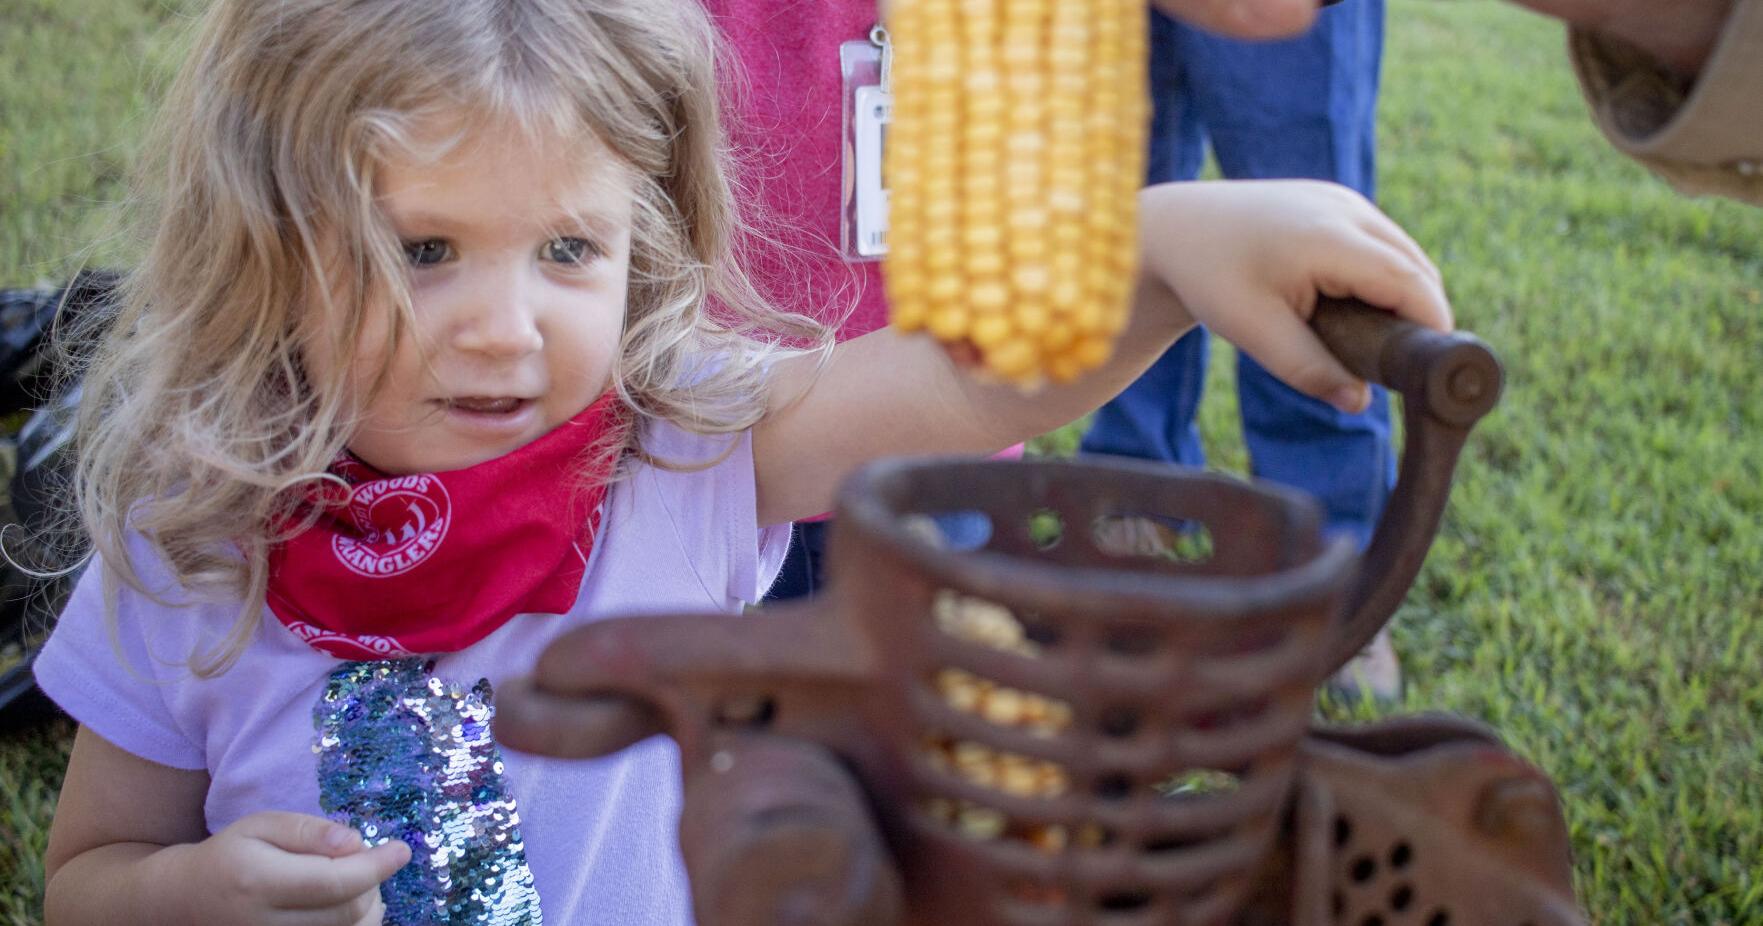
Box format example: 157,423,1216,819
495,299,1585,926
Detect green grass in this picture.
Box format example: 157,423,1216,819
4,1,1761,923
1,0,189,283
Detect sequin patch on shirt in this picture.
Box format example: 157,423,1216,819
314,658,542,925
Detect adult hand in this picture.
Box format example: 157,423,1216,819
878,0,1324,40
1146,0,1322,39
1502,0,1735,76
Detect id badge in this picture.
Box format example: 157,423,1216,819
840,36,892,261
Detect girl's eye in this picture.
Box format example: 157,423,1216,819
543,237,601,266
402,239,451,267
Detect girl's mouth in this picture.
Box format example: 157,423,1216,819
447,396,527,415
440,397,540,438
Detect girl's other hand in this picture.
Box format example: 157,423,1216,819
175,811,410,925
1138,179,1453,414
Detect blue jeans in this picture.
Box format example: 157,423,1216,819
765,511,990,601
1081,0,1393,548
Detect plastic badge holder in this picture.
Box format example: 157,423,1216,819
839,29,891,262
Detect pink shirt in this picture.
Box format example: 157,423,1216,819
709,0,1025,483
708,0,890,337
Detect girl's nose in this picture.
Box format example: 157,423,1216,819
453,277,544,358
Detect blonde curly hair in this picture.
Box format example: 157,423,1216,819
63,0,831,674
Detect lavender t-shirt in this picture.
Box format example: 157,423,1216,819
36,422,790,925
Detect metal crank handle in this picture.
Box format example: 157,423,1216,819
1306,297,1504,677
1310,297,1502,428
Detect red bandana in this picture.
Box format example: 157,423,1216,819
266,394,624,660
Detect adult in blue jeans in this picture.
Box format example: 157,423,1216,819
1081,0,1400,700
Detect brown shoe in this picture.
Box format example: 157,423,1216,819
1326,627,1403,704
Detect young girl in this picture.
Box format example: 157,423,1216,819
35,0,1451,923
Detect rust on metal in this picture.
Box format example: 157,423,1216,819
500,300,1583,925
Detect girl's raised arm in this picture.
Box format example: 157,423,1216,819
752,179,1452,526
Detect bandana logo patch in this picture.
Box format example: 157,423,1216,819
332,474,452,577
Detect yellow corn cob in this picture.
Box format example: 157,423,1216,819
887,0,1148,387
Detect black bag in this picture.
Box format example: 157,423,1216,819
0,271,115,729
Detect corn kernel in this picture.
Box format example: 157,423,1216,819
956,806,1008,840
981,687,1025,727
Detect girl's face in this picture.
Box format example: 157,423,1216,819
306,118,635,475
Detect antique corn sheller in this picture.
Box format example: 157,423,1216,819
499,299,1587,926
